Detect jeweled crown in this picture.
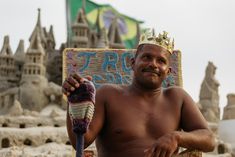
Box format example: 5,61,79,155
138,28,174,54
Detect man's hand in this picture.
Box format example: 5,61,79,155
62,73,92,96
144,132,179,157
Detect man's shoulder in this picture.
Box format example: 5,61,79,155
164,86,194,104
163,86,186,98
164,86,184,93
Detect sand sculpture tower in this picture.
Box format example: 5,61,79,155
93,10,109,48
44,25,56,52
71,8,89,48
108,17,125,49
21,28,46,80
19,24,48,111
29,9,47,53
0,36,17,91
96,27,109,48
199,61,220,123
223,93,235,120
14,40,25,83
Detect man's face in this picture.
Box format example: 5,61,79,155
131,44,171,89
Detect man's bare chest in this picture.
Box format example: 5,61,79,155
103,96,181,140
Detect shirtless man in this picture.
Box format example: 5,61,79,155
63,29,215,157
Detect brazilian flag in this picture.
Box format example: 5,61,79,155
66,0,143,48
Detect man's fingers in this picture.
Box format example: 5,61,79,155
62,81,74,93
62,73,94,97
67,77,79,88
144,147,155,157
85,75,92,81
72,73,82,82
72,73,90,84
154,147,161,157
144,148,151,157
165,151,172,157
144,150,153,157
159,150,167,157
62,87,70,96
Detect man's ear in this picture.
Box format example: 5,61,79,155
167,67,172,75
130,57,135,70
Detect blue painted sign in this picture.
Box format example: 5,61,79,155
63,49,182,88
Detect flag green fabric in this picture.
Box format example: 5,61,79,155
66,0,143,48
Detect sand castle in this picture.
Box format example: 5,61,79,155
0,6,235,157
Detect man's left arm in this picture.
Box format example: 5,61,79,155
144,88,215,157
177,88,215,152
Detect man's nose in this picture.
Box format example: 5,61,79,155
148,59,158,68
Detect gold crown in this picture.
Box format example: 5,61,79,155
138,28,174,54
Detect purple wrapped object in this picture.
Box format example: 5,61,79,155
68,80,96,104
67,79,96,157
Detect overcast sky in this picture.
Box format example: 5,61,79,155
0,0,235,117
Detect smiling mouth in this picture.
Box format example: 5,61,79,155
142,69,160,76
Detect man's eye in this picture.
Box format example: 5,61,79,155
159,59,166,64
142,55,151,60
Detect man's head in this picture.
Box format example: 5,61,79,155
131,29,174,89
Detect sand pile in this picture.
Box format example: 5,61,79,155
0,142,72,157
